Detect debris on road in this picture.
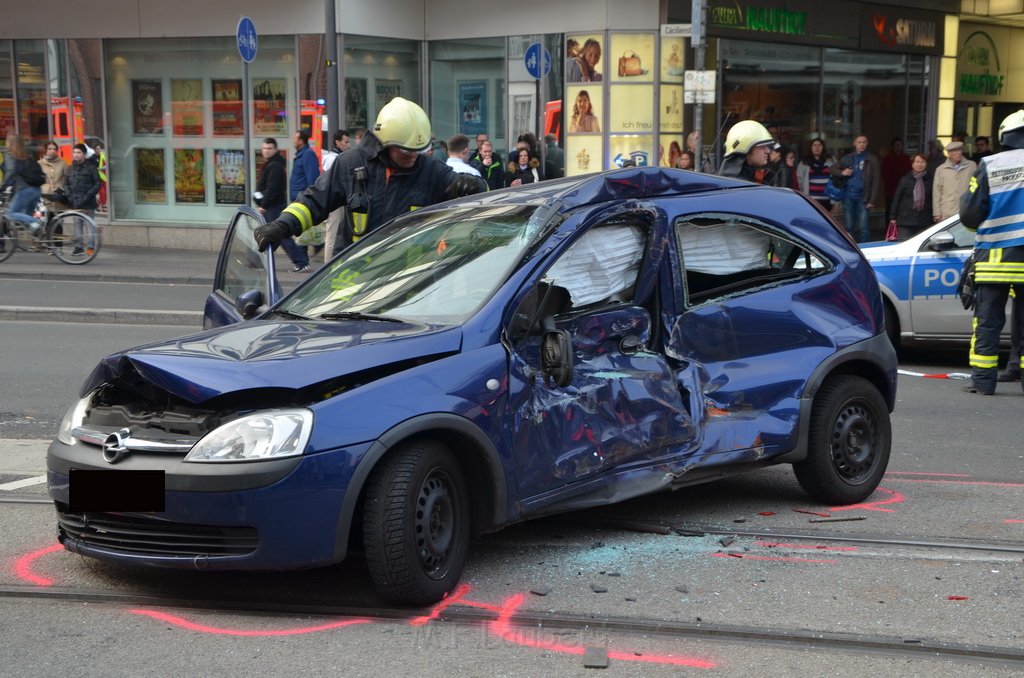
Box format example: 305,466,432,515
582,646,609,668
808,516,867,523
793,508,831,517
530,586,552,596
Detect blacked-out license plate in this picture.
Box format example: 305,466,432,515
68,469,165,512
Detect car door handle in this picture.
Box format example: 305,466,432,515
619,335,643,354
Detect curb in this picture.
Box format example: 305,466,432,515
0,270,214,286
0,306,203,327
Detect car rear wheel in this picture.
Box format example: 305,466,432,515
363,440,469,605
793,375,891,505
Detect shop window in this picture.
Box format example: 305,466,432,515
428,39,504,156
343,35,421,139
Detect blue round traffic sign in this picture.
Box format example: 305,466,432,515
524,43,552,80
237,16,258,63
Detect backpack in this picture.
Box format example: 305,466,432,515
20,159,46,187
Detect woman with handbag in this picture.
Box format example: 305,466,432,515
887,153,932,241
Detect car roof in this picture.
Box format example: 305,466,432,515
439,167,756,214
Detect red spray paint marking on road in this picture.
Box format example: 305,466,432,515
1005,519,1024,524
489,593,717,668
947,596,970,601
756,541,858,552
710,552,837,565
128,609,372,636
12,543,62,586
409,582,501,626
830,487,904,513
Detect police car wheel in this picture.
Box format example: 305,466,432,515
883,301,900,351
794,375,891,505
362,439,470,605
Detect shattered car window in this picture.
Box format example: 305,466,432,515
545,224,647,309
677,214,828,304
281,205,542,324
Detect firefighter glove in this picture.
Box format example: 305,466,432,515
254,220,299,251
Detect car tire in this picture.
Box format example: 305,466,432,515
363,439,470,605
793,375,891,505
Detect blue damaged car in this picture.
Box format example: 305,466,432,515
47,167,897,604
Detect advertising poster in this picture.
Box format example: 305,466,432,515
214,149,246,205
132,80,164,135
171,79,204,136
566,85,602,134
660,85,684,133
609,33,655,83
134,148,167,203
252,78,286,136
458,81,487,136
345,78,367,130
566,34,604,83
661,36,686,83
564,136,603,177
608,134,654,169
375,79,402,114
0,99,14,140
609,84,654,133
659,134,685,167
212,79,243,136
173,148,206,204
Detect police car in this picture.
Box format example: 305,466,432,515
862,216,1009,347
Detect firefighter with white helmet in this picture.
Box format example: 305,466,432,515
255,97,485,255
718,120,785,186
959,109,1024,394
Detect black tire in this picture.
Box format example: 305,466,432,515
0,219,15,263
793,375,891,505
48,212,100,265
883,300,900,351
362,440,470,605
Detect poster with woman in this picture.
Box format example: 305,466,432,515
132,80,164,135
345,78,367,130
252,78,286,136
566,85,602,134
173,149,206,204
134,148,167,203
212,79,243,136
214,149,246,205
171,79,204,136
457,81,486,136
566,34,604,83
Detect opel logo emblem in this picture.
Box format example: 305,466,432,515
103,428,131,464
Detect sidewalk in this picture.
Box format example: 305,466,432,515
0,245,307,325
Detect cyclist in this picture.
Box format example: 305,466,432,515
2,134,47,235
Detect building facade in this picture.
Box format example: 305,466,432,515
4,0,991,249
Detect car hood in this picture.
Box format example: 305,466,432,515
81,320,462,404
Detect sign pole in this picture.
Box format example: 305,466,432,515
692,0,707,171
237,17,258,207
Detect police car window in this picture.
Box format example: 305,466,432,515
944,221,977,249
675,214,826,305
543,223,647,310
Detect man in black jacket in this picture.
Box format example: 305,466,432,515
255,138,287,225
255,98,483,252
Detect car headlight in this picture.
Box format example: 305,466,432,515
184,409,313,463
57,394,92,445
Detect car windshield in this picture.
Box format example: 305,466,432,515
279,204,544,324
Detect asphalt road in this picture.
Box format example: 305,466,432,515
1,278,208,313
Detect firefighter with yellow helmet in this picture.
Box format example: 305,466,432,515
255,97,485,255
959,108,1024,395
718,120,785,186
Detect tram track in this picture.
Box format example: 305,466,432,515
0,583,1021,668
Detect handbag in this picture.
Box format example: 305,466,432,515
824,176,845,202
617,50,643,77
885,220,899,242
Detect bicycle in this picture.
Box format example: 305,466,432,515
0,188,101,265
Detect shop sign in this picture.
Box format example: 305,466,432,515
956,24,1010,101
706,0,859,48
858,4,944,56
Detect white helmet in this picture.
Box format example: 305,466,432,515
373,97,432,152
724,120,774,157
998,109,1024,150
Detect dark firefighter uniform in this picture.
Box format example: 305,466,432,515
277,132,461,250
959,148,1024,394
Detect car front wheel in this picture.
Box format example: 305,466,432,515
793,375,891,505
363,440,470,605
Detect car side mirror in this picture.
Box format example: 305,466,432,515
928,231,956,251
541,318,574,388
235,289,264,319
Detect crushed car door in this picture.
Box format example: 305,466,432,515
202,206,281,329
507,214,698,504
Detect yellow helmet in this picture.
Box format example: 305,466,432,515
724,120,774,157
998,109,1024,149
373,97,432,152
